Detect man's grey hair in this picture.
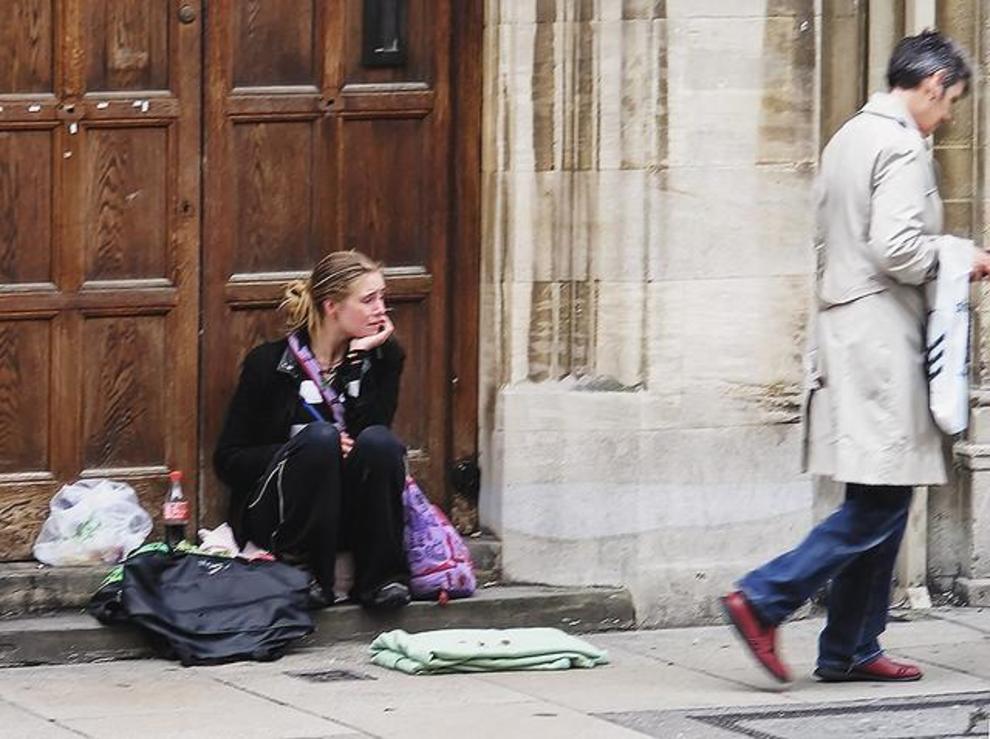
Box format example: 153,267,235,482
887,29,972,95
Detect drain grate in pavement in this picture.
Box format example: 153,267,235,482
285,668,376,683
599,691,990,739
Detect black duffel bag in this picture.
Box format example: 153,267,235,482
89,543,314,666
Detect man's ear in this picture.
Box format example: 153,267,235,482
928,69,948,98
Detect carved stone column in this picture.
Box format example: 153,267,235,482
937,0,990,603
821,1,868,143
867,0,905,94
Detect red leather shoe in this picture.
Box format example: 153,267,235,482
815,654,922,682
720,591,791,683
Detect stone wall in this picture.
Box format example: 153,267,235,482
480,0,821,626
935,1,990,604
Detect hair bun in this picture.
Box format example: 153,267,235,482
280,278,313,332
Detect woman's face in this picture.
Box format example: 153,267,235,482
325,270,387,338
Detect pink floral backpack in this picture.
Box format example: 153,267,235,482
403,477,476,600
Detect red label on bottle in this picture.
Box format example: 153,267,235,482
163,501,190,523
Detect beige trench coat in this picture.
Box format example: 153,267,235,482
802,92,977,486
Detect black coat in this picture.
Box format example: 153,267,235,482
213,334,404,537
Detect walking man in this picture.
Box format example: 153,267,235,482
723,30,990,684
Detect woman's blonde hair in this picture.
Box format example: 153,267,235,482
281,250,382,335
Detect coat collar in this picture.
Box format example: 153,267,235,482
276,331,374,384
861,92,922,136
276,342,301,379
276,330,309,380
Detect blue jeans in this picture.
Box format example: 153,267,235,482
738,483,913,671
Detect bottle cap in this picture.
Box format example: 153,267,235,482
169,470,182,483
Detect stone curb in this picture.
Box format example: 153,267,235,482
0,584,634,667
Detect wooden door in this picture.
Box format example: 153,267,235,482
201,0,462,524
0,0,201,559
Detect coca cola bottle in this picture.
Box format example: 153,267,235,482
163,470,189,547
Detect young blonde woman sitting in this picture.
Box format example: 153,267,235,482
214,251,410,609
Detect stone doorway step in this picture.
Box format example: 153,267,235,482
0,536,502,617
0,537,635,667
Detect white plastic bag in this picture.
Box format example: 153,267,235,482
926,240,973,435
33,479,153,565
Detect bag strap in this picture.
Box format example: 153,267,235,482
287,332,347,431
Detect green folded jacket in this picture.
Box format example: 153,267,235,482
369,627,609,675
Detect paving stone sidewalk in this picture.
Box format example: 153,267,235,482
1,607,989,738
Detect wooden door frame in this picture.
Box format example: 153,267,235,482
447,0,482,523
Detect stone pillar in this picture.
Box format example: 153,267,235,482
905,0,936,34
481,1,820,627
938,0,990,603
813,0,865,531
867,0,905,94
934,0,977,237
817,0,929,608
821,1,867,143
869,0,925,606
480,0,663,535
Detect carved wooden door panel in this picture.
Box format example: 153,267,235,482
0,0,200,558
201,0,454,522
330,0,453,508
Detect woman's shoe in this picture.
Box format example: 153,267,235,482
365,582,411,610
814,655,923,682
305,581,334,610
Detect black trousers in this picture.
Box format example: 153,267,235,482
244,422,409,601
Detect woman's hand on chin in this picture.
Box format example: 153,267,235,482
348,315,394,352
